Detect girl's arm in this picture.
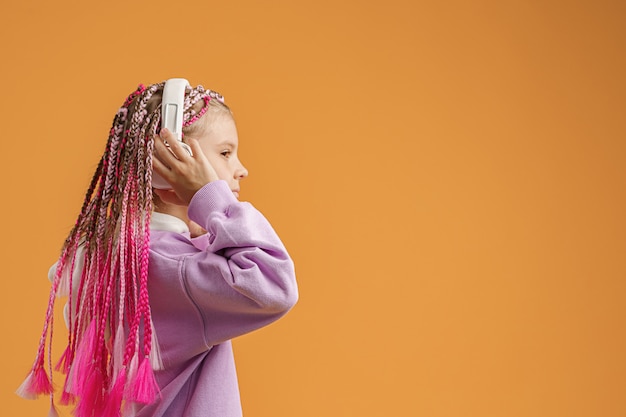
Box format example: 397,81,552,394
182,180,298,346
151,130,297,348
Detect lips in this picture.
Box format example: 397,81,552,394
232,189,240,198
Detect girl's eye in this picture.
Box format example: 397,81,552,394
221,150,231,158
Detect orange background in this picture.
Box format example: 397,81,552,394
1,1,625,416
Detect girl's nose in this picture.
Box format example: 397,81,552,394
235,162,249,179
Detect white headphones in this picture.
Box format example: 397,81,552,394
152,78,194,190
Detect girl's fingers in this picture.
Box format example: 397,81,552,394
152,131,218,203
151,151,172,178
157,129,190,163
186,137,219,184
154,132,175,163
185,137,204,158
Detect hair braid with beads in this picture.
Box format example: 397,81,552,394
18,80,229,417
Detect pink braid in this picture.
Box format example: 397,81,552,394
19,81,226,416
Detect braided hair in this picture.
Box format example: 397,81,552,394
18,81,228,417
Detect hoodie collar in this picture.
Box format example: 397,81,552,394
150,212,189,234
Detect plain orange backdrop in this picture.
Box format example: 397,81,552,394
1,0,625,416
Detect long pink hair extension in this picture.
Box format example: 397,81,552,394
18,81,226,417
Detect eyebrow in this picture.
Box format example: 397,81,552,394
215,140,236,148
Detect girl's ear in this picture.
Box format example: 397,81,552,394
153,189,187,206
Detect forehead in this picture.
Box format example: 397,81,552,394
199,111,239,146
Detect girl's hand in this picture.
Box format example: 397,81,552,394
152,128,219,204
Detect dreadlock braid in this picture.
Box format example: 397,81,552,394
18,80,227,417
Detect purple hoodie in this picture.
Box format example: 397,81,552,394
135,179,298,416
51,180,298,416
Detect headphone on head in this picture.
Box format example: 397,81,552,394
152,78,194,190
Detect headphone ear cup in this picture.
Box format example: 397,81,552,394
151,140,194,190
179,141,193,157
152,162,171,190
152,78,191,190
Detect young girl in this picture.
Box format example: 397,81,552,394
18,80,298,417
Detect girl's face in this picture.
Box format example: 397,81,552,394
197,112,248,199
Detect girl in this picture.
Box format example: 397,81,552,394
18,80,298,417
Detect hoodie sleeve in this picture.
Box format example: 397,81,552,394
182,180,299,346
